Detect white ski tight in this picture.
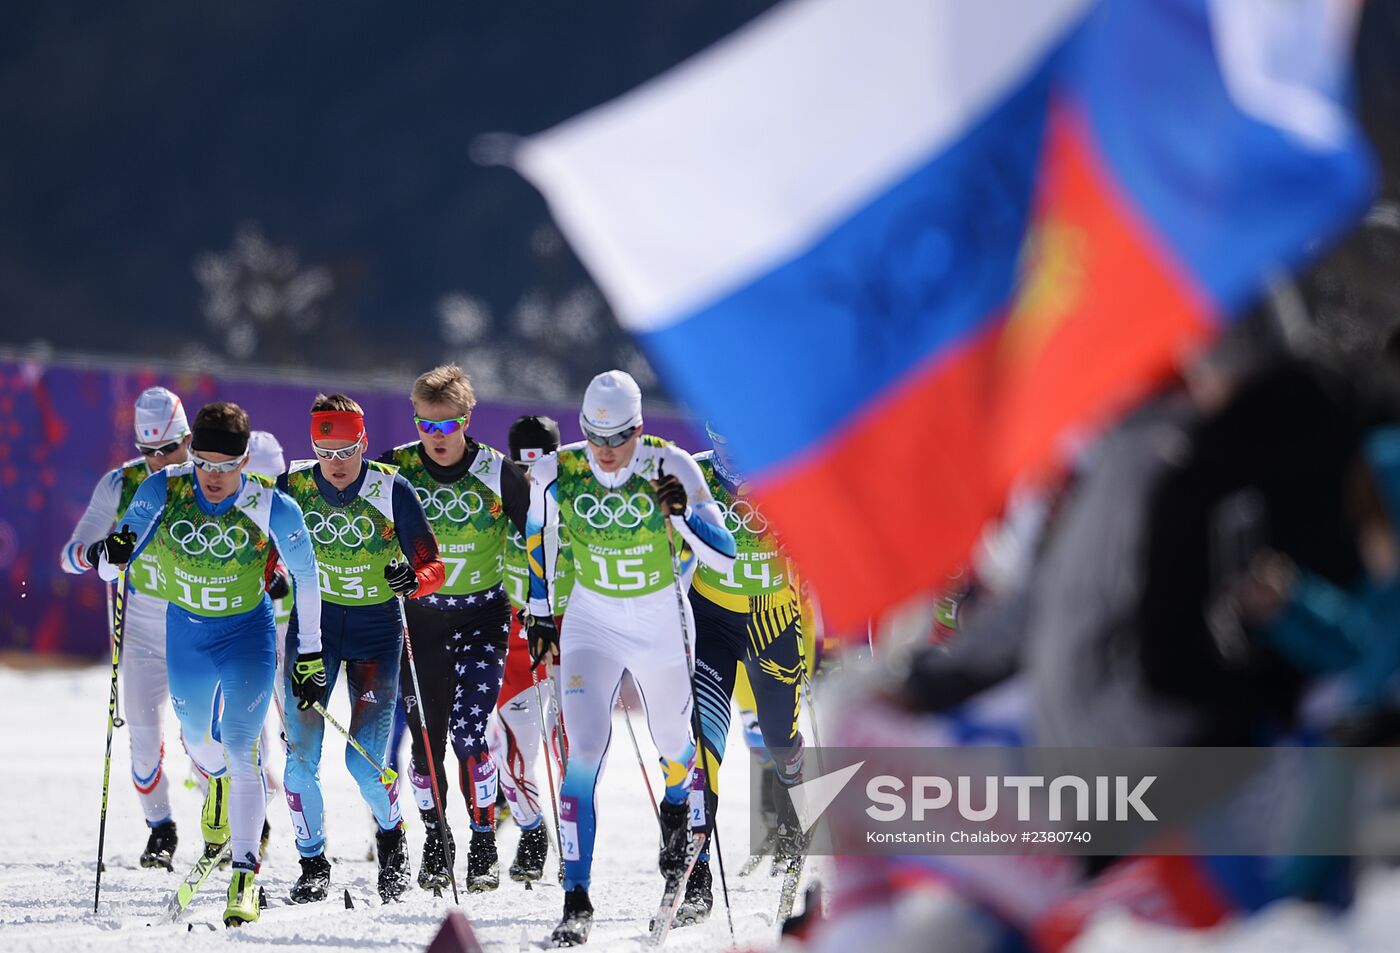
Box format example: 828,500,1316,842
121,592,172,827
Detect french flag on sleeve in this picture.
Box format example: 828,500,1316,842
516,0,1374,631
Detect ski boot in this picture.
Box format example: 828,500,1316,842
550,886,593,947
418,809,456,892
201,776,231,868
509,823,549,883
140,819,178,870
290,854,332,903
771,790,809,876
675,858,712,926
224,868,260,927
658,800,690,880
466,828,499,893
376,823,411,902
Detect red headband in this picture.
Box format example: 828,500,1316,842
311,410,366,444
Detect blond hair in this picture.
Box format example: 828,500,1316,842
412,364,476,415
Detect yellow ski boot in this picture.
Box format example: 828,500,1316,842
223,868,260,927
201,776,231,867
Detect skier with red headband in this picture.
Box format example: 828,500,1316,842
277,393,445,904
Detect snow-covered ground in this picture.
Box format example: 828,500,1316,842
0,665,814,952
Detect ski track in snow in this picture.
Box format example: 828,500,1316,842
0,667,815,952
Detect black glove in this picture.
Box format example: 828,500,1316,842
86,524,137,568
266,569,290,601
291,652,327,711
384,560,418,597
526,613,559,667
653,462,688,517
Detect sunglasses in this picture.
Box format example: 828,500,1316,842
136,440,182,457
583,425,639,449
312,441,363,461
415,416,468,435
189,451,248,474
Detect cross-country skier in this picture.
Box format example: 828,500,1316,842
61,386,190,870
378,364,530,893
494,414,568,885
87,401,323,926
278,393,445,903
524,369,737,946
680,423,808,924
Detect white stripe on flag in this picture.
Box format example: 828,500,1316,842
519,0,1091,331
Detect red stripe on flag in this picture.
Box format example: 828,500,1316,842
992,97,1215,489
758,99,1220,634
756,324,1002,632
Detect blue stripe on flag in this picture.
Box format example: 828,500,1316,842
639,65,1055,476
1071,0,1373,314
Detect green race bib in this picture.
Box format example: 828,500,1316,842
116,459,167,599
147,467,275,617
390,443,510,595
555,445,673,598
283,460,398,606
693,453,788,599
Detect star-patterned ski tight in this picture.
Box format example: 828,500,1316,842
400,588,510,832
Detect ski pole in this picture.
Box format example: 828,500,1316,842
621,696,660,822
93,569,128,914
548,658,568,768
398,595,460,904
663,520,736,942
530,662,566,878
801,676,826,777
104,584,125,729
311,701,398,786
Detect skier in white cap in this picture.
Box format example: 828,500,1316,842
524,369,737,945
60,386,191,869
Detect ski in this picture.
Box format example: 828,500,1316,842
165,843,231,922
775,850,808,924
646,832,707,946
738,829,777,877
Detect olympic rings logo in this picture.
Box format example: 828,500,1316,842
168,519,250,558
572,492,655,530
304,511,376,546
416,485,484,523
719,499,769,535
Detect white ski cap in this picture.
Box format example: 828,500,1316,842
245,431,286,478
579,369,643,437
133,387,189,445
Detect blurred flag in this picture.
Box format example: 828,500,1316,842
517,0,1373,631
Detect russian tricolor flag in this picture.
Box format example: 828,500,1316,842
518,0,1374,631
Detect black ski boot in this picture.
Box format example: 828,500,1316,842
510,823,549,883
550,886,593,947
376,824,411,902
657,800,689,880
140,819,178,870
772,787,808,874
418,810,456,892
675,858,713,926
290,853,332,903
466,828,499,893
